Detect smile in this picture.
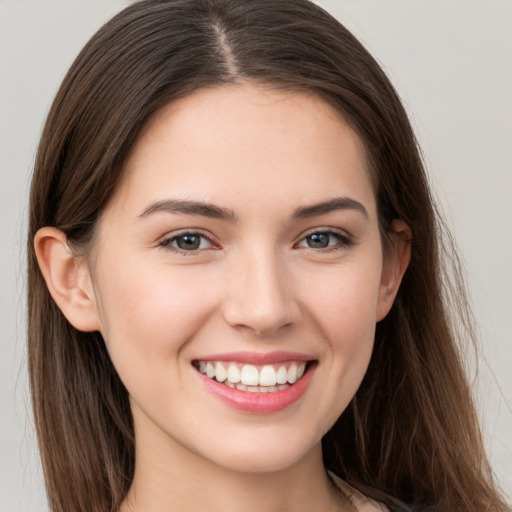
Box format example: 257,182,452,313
194,360,308,392
193,354,317,414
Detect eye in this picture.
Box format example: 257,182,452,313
159,232,214,252
296,230,352,250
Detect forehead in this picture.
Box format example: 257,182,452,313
107,84,375,221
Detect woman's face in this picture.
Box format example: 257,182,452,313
86,84,402,473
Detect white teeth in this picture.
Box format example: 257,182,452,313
276,366,288,384
215,362,227,382
206,362,215,379
240,364,259,386
196,359,310,391
259,365,277,386
287,364,298,384
227,364,241,384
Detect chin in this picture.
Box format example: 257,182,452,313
214,451,309,474
198,429,320,474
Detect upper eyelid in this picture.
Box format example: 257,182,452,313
296,226,352,240
159,228,215,242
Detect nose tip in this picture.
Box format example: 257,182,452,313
227,302,296,338
222,255,299,337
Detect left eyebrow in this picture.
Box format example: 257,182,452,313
292,197,369,220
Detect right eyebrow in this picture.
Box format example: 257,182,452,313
138,199,238,222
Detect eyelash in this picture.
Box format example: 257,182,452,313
295,229,354,252
158,230,217,255
158,229,354,255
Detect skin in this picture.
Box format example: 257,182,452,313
35,84,410,512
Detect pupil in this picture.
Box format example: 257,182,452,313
177,235,200,250
308,233,329,248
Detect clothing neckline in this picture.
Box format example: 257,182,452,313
326,470,391,512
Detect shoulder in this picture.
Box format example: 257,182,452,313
327,471,390,512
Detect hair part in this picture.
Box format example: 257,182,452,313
28,1,507,511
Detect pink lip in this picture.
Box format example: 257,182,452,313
194,351,315,365
196,362,317,414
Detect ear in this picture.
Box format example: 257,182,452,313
376,220,412,321
34,227,101,332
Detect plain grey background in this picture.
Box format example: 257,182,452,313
1,1,510,510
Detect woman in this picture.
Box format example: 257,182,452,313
27,0,508,511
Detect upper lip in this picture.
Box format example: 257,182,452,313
193,351,316,365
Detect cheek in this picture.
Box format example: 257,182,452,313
299,258,382,408
92,259,218,373
304,259,382,342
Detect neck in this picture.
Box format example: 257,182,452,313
121,413,347,512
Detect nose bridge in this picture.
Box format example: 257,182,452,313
223,242,298,336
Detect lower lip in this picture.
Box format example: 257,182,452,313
196,364,316,414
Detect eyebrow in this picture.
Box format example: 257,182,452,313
138,199,238,222
138,196,368,222
292,197,369,220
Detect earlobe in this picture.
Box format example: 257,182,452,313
34,227,101,332
376,220,412,321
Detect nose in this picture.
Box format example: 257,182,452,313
222,247,300,337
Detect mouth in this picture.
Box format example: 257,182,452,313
192,355,317,413
192,360,312,392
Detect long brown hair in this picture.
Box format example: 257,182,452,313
27,1,507,511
